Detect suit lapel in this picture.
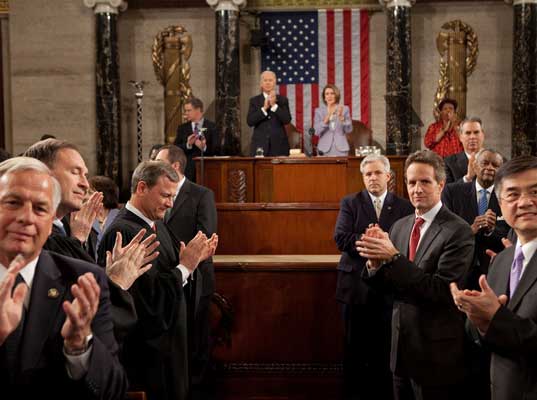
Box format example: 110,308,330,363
489,191,501,215
379,192,395,225
468,183,478,216
413,207,447,266
492,246,513,297
395,214,414,258
166,180,191,222
359,191,378,224
509,249,537,310
20,252,67,370
457,153,468,177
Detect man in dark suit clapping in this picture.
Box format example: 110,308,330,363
247,70,292,156
335,154,413,400
174,97,218,182
357,150,474,400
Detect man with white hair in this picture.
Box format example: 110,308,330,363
334,154,413,399
247,70,292,156
0,157,127,398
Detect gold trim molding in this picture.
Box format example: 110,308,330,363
246,0,380,9
0,1,8,14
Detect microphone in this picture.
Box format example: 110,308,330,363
308,127,315,136
198,127,207,140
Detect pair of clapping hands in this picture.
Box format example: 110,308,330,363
355,224,399,270
263,91,277,111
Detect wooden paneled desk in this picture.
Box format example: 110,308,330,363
197,156,407,203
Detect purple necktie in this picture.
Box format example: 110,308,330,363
510,246,525,297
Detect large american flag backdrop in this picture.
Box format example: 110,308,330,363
260,9,370,136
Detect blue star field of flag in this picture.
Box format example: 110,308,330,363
261,12,319,85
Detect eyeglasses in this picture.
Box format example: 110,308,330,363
500,189,537,204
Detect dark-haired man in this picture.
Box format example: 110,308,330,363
444,117,485,183
451,155,537,399
155,144,217,388
174,97,218,182
424,98,462,158
357,150,474,399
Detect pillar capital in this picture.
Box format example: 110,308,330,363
380,0,415,8
83,0,127,14
206,0,246,12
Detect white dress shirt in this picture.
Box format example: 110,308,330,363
367,190,388,214
414,201,443,251
514,238,537,278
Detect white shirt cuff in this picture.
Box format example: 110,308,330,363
177,264,191,286
64,344,92,380
463,175,471,183
270,104,279,112
261,107,268,116
186,142,193,150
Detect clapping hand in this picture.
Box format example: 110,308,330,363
106,229,159,290
61,272,100,354
0,255,28,345
70,191,103,243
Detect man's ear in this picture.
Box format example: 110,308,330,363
172,162,182,174
136,180,148,194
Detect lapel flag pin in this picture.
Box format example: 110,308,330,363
48,288,59,298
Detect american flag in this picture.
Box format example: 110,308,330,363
261,9,370,136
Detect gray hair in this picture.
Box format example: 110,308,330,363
131,160,179,194
475,148,503,164
459,116,484,132
360,154,391,174
0,156,61,211
260,70,276,84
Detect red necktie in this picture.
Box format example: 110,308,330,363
152,223,157,233
408,217,425,262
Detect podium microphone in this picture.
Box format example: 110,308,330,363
308,127,315,136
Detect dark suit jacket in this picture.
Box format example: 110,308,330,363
165,179,217,301
444,151,468,184
442,181,510,288
44,223,137,347
174,119,218,182
98,208,189,400
0,251,127,399
478,246,537,399
247,93,292,156
363,206,474,386
334,190,414,305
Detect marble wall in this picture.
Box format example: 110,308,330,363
6,0,514,178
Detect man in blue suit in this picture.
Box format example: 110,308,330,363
334,154,413,400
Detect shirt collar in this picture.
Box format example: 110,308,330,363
52,218,64,229
192,119,204,129
368,190,388,205
475,180,493,194
514,238,537,269
125,201,155,229
0,255,39,307
416,201,443,223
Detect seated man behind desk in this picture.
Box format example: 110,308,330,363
0,157,127,399
444,116,485,183
424,98,462,158
247,70,292,157
174,97,218,183
334,154,414,400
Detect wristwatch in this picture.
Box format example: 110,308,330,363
389,253,402,263
65,334,93,356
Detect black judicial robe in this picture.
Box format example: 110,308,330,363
97,208,189,400
43,223,137,346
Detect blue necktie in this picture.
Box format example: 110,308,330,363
478,189,488,215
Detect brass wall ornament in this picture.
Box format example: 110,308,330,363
433,20,478,120
152,26,193,143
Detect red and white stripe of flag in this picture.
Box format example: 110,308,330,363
277,9,370,136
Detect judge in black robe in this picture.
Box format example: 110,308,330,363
98,207,189,400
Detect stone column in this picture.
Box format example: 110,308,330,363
381,0,414,155
508,0,537,156
207,0,245,155
84,0,126,184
